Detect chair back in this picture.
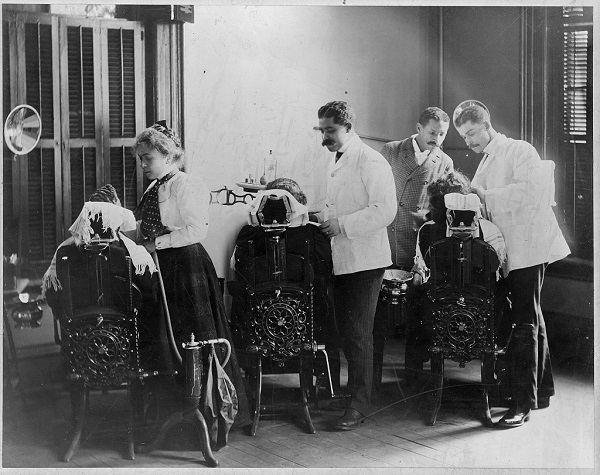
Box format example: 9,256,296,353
428,233,501,366
55,240,143,387
240,194,314,366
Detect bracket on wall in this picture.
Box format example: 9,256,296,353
209,187,256,206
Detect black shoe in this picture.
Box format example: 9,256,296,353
334,408,365,431
535,396,550,409
496,395,513,408
497,406,531,428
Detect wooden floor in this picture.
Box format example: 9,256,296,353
2,338,596,472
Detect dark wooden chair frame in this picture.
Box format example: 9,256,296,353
426,234,513,427
53,241,157,461
236,195,332,435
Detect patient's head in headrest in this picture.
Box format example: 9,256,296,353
444,193,481,235
69,184,136,246
266,178,307,205
88,184,121,238
248,178,309,228
427,171,472,224
89,184,121,206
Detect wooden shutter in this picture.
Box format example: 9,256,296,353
104,25,145,212
3,13,61,262
62,22,99,226
3,12,145,264
3,24,16,255
563,29,589,144
562,7,593,259
60,16,146,231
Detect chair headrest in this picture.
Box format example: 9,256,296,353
257,194,292,230
444,192,481,212
248,189,309,228
69,202,136,246
444,193,481,236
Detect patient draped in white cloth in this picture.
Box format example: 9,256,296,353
42,184,167,372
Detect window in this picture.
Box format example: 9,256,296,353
563,29,589,143
3,11,145,263
561,7,593,260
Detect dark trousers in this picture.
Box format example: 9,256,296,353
507,263,554,409
333,267,385,416
373,291,413,390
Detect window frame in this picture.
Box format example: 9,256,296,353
3,11,146,263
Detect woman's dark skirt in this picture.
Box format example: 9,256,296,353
147,242,251,426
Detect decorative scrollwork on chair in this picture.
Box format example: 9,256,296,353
52,241,158,462
426,233,513,428
69,313,134,387
249,292,310,364
231,191,333,436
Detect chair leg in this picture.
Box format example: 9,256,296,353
126,382,140,460
250,355,262,436
480,353,495,428
192,408,219,467
299,357,315,434
428,352,444,426
315,347,334,399
64,384,87,462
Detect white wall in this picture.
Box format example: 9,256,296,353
183,5,433,277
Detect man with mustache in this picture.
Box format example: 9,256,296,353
454,102,570,428
315,101,397,430
375,107,454,388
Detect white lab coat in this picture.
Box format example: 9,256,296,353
473,133,570,275
320,134,397,275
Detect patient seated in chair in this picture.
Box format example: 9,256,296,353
43,185,165,372
406,171,509,382
230,178,340,394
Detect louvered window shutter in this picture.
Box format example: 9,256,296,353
3,12,145,263
23,18,59,261
106,27,144,212
65,24,98,223
3,24,16,255
563,29,589,144
562,7,593,259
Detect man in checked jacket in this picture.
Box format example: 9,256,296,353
373,107,454,389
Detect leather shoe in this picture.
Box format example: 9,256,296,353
334,408,365,431
535,396,550,409
497,406,531,428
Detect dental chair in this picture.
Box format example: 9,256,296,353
230,192,334,435
51,232,157,461
425,196,513,427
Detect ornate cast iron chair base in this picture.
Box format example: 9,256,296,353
426,236,513,427
247,348,317,436
234,193,334,436
54,244,158,462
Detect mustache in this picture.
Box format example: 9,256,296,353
322,140,334,147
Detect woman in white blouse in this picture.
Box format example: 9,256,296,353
132,122,250,434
